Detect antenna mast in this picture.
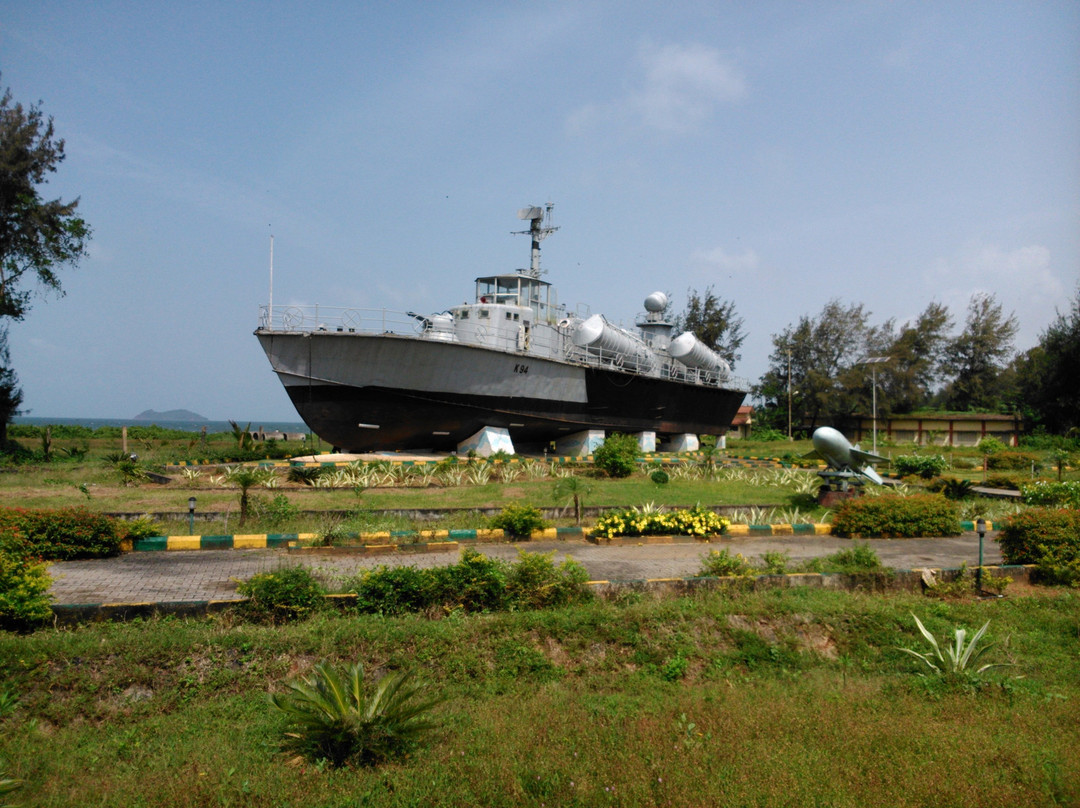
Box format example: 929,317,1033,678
268,232,274,326
513,202,558,277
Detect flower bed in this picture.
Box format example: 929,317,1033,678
592,505,729,539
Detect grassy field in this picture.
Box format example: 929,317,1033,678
1,586,1077,806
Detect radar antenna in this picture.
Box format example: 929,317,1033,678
513,202,558,277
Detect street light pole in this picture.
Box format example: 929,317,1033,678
860,356,890,454
787,349,792,441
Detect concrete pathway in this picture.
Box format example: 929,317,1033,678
47,532,1004,606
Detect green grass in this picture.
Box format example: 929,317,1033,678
1,588,1078,806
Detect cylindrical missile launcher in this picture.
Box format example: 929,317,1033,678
573,314,655,372
669,332,731,377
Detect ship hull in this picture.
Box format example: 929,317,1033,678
258,331,746,451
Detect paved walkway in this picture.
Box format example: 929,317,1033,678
47,532,1004,605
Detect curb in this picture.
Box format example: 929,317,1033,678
48,563,1037,625
124,522,996,552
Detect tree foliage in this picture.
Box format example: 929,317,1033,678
875,302,953,414
1008,287,1080,434
939,293,1018,411
0,81,90,444
0,84,90,321
754,299,884,432
673,286,746,368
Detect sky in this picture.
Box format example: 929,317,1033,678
2,1,1078,423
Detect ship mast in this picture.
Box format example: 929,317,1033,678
513,203,559,277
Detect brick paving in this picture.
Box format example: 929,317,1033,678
46,532,1004,606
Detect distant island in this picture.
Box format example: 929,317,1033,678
132,409,208,422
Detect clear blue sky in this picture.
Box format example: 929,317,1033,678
4,1,1078,422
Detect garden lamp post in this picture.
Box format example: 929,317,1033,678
188,496,197,536
976,517,986,592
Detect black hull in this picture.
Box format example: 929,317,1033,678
287,367,746,451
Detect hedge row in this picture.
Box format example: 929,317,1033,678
237,549,594,622
831,494,962,538
0,507,126,560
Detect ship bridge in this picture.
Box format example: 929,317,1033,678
475,272,559,324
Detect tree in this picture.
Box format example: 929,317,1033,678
872,302,953,415
1008,286,1080,434
0,327,22,443
673,286,746,368
0,81,90,442
754,299,882,432
939,293,1018,411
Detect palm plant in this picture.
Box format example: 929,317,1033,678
269,662,444,767
897,615,1017,677
224,466,274,526
553,475,593,525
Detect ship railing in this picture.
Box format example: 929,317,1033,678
258,305,434,336
562,342,750,391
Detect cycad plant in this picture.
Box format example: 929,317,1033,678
553,475,593,525
270,662,444,767
897,615,1017,677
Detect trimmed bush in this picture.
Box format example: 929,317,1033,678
489,505,547,539
997,508,1080,585
353,565,435,615
505,550,592,609
649,469,670,485
236,565,326,622
0,507,123,560
831,494,962,538
0,528,53,630
987,451,1040,471
431,548,509,612
592,433,639,478
893,455,947,479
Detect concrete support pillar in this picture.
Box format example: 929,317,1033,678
457,426,515,457
635,431,657,453
555,429,605,457
669,433,700,453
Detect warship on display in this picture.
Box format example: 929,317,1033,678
255,205,749,453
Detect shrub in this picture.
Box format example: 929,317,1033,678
975,437,1008,456
236,565,326,622
505,550,592,609
269,662,443,767
926,477,975,500
353,565,435,615
1019,481,1080,508
893,455,947,479
984,474,1023,491
0,507,123,560
593,505,729,539
997,508,1080,585
430,548,509,612
831,494,961,538
650,469,670,485
696,548,753,577
0,529,53,630
251,494,301,528
592,433,639,478
116,516,164,542
987,451,1040,471
750,426,787,441
490,505,547,539
822,543,883,573
287,465,324,485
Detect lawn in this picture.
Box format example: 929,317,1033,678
1,587,1077,806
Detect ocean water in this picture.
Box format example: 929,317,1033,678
12,416,310,435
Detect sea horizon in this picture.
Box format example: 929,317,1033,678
12,415,310,435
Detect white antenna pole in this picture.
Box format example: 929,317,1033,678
268,232,274,327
